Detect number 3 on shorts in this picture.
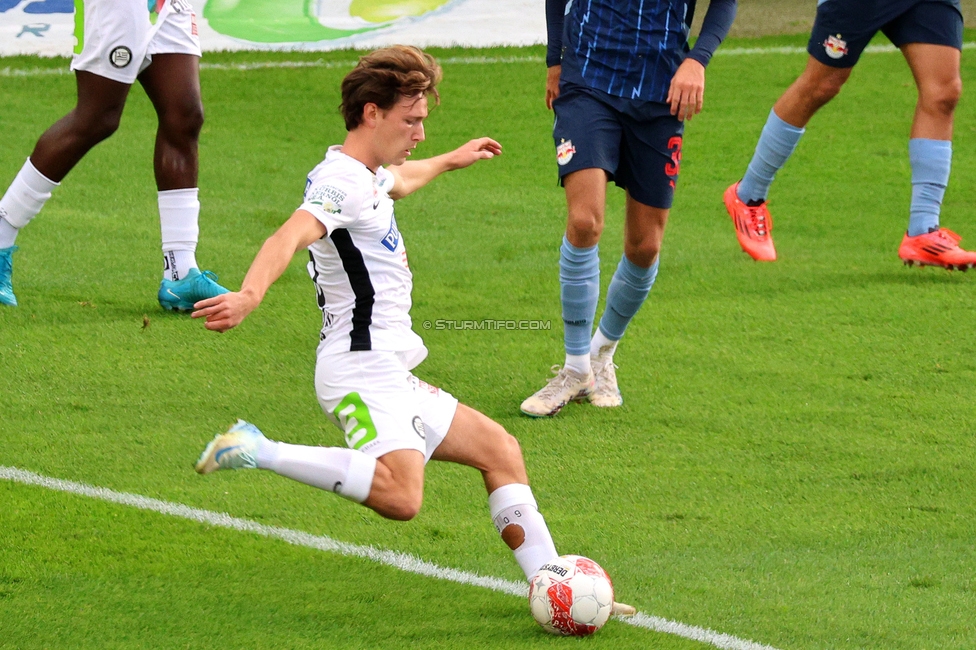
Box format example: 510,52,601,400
333,392,378,450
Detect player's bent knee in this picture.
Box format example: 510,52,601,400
367,455,424,521
811,77,845,106
567,213,604,242
160,102,204,143
626,242,660,268
75,109,124,145
922,80,962,117
374,491,423,521
490,428,527,474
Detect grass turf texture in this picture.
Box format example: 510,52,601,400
2,32,976,648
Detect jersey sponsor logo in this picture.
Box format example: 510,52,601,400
411,416,426,440
305,183,347,213
381,215,401,252
333,392,378,450
556,138,575,166
109,46,132,68
824,34,848,60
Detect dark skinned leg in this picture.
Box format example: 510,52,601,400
30,71,131,182
137,53,203,190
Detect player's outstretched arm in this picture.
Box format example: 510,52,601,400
191,210,327,332
388,137,502,199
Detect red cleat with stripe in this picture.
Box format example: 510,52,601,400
724,182,777,261
898,228,976,271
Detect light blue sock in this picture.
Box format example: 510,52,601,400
738,109,805,204
559,235,599,356
597,255,659,341
907,138,951,237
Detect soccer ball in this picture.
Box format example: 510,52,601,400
528,555,615,636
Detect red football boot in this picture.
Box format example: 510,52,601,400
724,182,776,261
898,228,976,271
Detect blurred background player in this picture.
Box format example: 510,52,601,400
191,47,563,584
0,0,227,308
724,0,971,269
521,0,737,417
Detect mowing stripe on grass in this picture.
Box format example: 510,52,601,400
2,42,974,77
0,464,781,650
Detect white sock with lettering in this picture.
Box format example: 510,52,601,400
257,440,376,504
489,483,558,580
159,188,200,281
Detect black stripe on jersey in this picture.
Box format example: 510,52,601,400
308,250,326,309
330,228,375,351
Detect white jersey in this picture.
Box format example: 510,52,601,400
301,146,426,362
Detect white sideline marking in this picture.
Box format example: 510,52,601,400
0,465,781,650
2,42,974,77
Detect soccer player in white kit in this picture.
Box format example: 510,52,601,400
0,0,227,309
189,46,563,584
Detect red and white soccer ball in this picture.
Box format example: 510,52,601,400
528,555,615,636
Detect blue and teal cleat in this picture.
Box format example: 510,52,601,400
0,245,18,307
158,267,229,312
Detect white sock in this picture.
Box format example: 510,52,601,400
159,188,200,281
0,157,58,231
163,250,200,282
0,219,18,249
589,329,618,358
489,483,558,580
258,440,376,504
564,353,590,375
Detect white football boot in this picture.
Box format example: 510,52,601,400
589,346,623,408
520,365,595,417
195,419,266,474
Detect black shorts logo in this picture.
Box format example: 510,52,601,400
109,46,132,69
411,416,426,440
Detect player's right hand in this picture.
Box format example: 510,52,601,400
546,65,561,110
191,291,256,332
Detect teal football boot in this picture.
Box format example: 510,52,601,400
0,245,18,307
195,420,267,474
158,267,229,312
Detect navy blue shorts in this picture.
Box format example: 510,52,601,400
552,81,684,210
809,0,963,68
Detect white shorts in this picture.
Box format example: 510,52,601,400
315,349,460,462
70,0,201,85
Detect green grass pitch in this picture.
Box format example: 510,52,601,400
1,32,975,649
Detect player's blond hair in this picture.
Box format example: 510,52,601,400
340,45,442,131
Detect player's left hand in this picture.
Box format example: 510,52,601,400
447,137,503,170
666,58,706,122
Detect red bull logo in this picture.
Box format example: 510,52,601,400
556,139,576,166
824,34,848,60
